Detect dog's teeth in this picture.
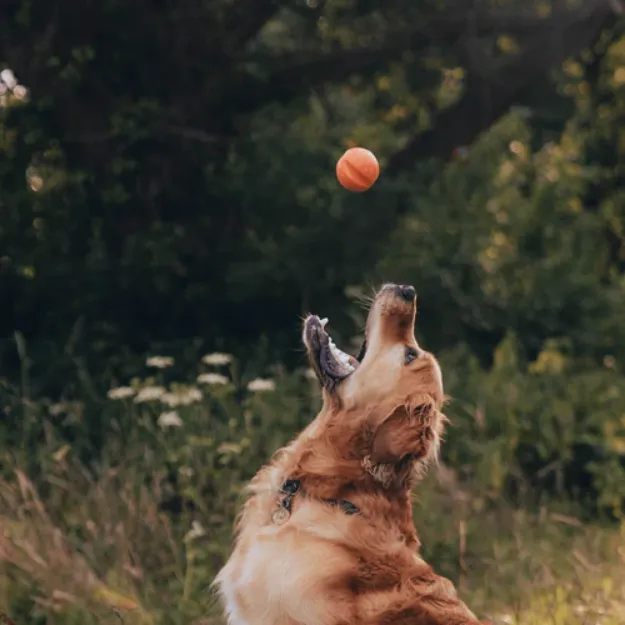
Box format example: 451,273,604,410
320,318,328,328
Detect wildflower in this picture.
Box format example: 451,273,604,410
157,411,182,428
160,392,180,407
134,386,166,403
107,386,135,400
160,386,202,407
202,352,232,366
197,372,229,385
146,356,174,369
184,520,206,542
179,466,195,477
247,378,276,392
49,402,68,416
13,85,28,100
217,442,242,455
0,69,17,89
303,368,317,380
49,401,84,420
180,387,202,405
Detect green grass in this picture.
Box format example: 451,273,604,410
1,353,624,625
415,483,625,624
1,462,624,625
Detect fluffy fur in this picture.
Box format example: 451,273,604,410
215,285,486,625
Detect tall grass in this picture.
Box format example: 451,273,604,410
1,347,625,624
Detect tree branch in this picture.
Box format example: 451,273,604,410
231,1,614,112
223,0,289,51
385,2,616,175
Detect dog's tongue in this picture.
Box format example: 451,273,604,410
303,315,360,387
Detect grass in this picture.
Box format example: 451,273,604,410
1,352,625,625
415,487,625,624
1,461,624,625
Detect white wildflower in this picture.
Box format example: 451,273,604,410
202,352,232,366
303,368,317,380
160,387,202,407
107,386,135,400
197,372,229,385
13,84,27,100
179,387,202,405
157,411,183,428
184,520,206,542
0,69,17,89
134,386,166,403
247,378,276,392
146,355,174,369
49,403,68,416
217,442,242,455
160,392,180,407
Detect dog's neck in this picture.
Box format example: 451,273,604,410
276,406,421,549
284,404,422,498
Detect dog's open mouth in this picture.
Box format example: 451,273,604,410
303,315,362,390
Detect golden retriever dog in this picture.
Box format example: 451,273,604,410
215,284,485,625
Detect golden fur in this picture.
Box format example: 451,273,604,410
215,285,486,625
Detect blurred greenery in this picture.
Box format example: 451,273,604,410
2,0,625,623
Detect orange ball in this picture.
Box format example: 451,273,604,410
336,147,380,192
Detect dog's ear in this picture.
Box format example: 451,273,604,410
370,396,440,465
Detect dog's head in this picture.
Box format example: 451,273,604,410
303,284,446,487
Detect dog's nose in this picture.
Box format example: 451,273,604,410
397,285,416,301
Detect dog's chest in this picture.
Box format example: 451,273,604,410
216,504,359,625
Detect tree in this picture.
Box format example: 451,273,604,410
0,0,621,391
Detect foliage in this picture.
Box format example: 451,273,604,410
0,1,620,383
1,357,625,624
2,1,625,623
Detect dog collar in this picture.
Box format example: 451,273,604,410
271,479,361,525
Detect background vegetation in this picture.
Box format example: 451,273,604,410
2,0,625,623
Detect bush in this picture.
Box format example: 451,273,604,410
440,335,625,516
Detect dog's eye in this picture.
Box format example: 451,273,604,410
405,346,419,365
